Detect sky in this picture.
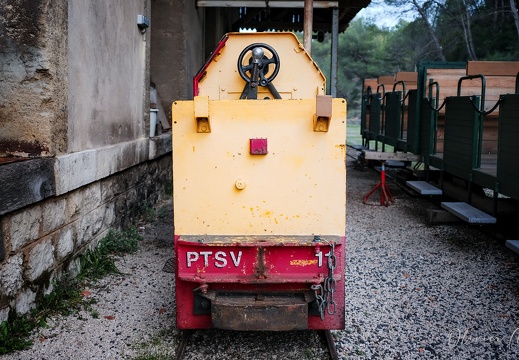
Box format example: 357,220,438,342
354,1,416,28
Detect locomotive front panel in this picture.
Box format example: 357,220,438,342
172,32,347,331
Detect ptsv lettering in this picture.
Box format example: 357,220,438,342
186,251,243,268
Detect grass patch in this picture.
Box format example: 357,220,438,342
132,329,177,360
163,181,173,197
347,123,362,146
142,205,170,223
0,227,142,355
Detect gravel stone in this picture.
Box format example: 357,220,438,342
2,148,519,359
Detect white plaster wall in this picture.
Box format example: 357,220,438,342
67,0,148,152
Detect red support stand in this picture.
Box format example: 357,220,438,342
363,161,395,206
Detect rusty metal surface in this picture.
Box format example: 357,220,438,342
176,238,343,284
175,330,193,360
320,330,339,360
211,295,308,331
177,235,342,245
175,235,346,330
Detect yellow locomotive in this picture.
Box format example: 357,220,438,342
172,32,347,331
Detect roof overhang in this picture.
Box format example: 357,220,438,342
197,0,371,32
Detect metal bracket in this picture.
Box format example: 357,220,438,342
194,96,211,133
193,292,212,315
313,95,332,132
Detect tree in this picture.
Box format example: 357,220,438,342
510,0,519,47
385,0,447,60
310,2,519,118
435,0,479,59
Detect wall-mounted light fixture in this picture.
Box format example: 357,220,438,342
137,15,149,33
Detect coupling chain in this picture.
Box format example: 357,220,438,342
311,242,337,320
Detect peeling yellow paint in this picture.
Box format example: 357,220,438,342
171,33,346,236
290,259,318,267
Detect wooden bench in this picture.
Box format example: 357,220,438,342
361,75,395,150
361,78,379,145
465,61,519,155
406,180,442,195
394,72,418,152
426,62,518,159
361,71,419,151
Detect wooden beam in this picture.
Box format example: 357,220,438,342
197,1,339,8
303,0,313,55
362,151,421,162
466,61,519,76
0,158,56,216
378,75,395,86
395,72,417,84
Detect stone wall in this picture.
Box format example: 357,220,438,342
0,154,172,321
0,0,68,157
0,0,186,321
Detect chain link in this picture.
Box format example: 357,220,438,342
311,284,326,320
312,241,337,320
325,242,337,315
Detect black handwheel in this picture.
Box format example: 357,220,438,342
237,43,280,87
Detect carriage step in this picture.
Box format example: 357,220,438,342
351,144,368,151
440,202,496,224
406,181,442,195
505,240,519,254
386,160,405,168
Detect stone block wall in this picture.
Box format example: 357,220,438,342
0,154,172,321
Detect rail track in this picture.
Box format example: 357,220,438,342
174,329,340,360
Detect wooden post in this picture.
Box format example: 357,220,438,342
330,7,338,97
304,0,313,55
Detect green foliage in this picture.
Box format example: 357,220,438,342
78,227,141,280
312,18,414,119
78,248,122,280
311,0,519,118
97,227,141,256
143,207,158,222
163,180,173,197
132,329,177,360
0,275,93,354
0,319,33,354
0,227,141,355
40,275,94,317
157,207,169,220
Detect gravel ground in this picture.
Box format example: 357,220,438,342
3,147,519,359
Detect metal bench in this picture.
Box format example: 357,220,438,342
406,181,442,195
440,202,496,224
505,240,519,254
